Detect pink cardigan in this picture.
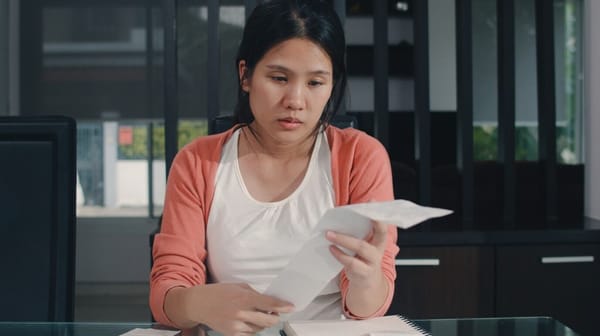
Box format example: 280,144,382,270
150,126,399,326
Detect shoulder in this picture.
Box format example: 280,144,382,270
180,128,234,157
186,128,233,150
325,125,393,205
325,125,387,156
170,127,235,173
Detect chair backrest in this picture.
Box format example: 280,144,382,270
0,116,76,321
210,114,358,134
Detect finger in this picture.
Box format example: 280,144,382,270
253,294,295,314
326,231,377,262
237,283,294,313
329,245,371,274
237,283,259,292
237,310,280,329
230,320,264,335
244,322,266,334
369,221,389,250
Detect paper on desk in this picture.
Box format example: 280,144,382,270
119,328,179,336
264,199,452,313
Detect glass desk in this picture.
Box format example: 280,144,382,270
412,317,581,336
0,317,580,336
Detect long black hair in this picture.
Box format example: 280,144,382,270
233,0,347,127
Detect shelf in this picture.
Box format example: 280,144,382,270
346,43,414,76
345,0,413,18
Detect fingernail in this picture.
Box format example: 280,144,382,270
326,231,336,239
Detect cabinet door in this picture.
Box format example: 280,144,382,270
388,246,494,318
496,244,600,336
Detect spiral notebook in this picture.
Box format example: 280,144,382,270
280,315,429,336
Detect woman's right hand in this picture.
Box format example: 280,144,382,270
166,283,295,336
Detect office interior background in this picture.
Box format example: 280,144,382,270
0,0,599,333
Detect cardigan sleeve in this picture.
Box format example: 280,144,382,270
330,129,399,319
149,131,230,326
149,146,210,326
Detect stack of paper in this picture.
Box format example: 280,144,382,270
282,315,429,336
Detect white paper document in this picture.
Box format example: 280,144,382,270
119,328,179,336
264,200,452,312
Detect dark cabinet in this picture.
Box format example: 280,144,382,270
496,244,600,336
388,238,600,336
388,246,494,319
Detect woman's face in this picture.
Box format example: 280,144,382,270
239,38,334,146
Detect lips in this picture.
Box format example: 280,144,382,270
278,117,302,124
277,117,303,130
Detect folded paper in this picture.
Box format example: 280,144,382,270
264,200,452,312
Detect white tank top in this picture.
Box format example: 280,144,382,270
206,128,342,320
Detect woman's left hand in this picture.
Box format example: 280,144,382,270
326,220,388,289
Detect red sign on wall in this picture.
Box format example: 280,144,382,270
119,126,133,145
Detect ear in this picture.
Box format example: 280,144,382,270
238,60,249,92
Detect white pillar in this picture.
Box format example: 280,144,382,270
103,121,118,208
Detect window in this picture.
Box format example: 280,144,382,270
472,0,584,164
21,1,244,217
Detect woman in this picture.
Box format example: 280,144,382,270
150,1,399,335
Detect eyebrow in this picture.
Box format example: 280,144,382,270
265,64,331,76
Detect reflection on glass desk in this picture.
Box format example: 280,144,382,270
0,322,153,336
412,317,580,336
0,317,580,336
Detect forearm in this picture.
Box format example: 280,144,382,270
163,282,293,335
164,286,207,329
344,271,389,318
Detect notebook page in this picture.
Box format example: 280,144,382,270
283,315,428,336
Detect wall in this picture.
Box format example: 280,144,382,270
116,161,166,207
585,0,600,220
0,1,7,113
429,0,457,111
76,218,156,283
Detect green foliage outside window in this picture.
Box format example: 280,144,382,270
474,124,574,162
515,127,538,161
473,125,497,161
118,120,208,160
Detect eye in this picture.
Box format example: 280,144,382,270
308,80,324,87
271,76,287,83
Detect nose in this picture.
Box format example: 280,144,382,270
282,83,305,111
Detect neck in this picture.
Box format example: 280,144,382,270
241,124,316,161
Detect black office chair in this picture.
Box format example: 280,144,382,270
0,116,76,321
